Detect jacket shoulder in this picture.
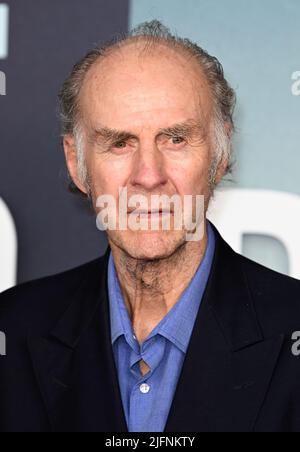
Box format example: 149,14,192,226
238,252,300,333
0,256,106,333
239,252,300,297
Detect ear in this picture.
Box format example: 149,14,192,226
63,134,88,194
214,157,229,185
214,122,233,185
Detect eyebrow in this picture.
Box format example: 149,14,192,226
89,118,206,145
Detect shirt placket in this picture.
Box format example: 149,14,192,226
128,335,166,432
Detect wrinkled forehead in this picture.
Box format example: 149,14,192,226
79,42,213,131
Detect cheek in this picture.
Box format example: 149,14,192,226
88,154,132,196
169,157,210,195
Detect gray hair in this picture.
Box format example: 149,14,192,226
58,20,236,195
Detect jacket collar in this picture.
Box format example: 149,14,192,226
50,250,111,350
208,222,264,351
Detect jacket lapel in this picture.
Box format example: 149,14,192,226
27,249,127,432
165,226,284,432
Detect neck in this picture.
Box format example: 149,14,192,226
109,226,208,343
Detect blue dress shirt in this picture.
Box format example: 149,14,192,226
107,221,216,432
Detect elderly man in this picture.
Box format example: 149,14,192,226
1,20,300,433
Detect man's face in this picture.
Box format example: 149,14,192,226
65,44,222,260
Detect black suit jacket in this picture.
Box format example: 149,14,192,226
1,223,300,432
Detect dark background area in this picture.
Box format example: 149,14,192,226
0,0,129,283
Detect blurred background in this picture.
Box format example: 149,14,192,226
1,0,300,292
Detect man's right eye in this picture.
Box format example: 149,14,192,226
114,141,127,149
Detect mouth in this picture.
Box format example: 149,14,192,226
127,209,174,216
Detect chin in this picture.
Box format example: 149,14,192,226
115,230,187,261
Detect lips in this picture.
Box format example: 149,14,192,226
127,209,173,214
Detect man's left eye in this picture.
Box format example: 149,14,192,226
171,136,185,145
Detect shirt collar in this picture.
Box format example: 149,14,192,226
108,220,216,353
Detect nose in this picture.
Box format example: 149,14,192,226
130,144,168,192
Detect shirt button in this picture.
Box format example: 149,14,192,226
140,383,150,394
